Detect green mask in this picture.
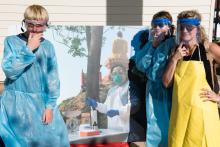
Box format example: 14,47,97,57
111,74,123,85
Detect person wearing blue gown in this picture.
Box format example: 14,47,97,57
0,5,69,147
135,11,176,147
127,29,149,145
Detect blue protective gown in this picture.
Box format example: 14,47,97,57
0,34,69,147
127,29,149,142
135,37,175,147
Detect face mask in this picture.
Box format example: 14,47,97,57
111,74,123,85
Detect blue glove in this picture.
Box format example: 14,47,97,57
86,97,97,109
106,109,119,117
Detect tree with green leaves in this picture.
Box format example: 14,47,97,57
52,26,104,100
51,25,125,127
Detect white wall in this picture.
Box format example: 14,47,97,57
0,0,216,81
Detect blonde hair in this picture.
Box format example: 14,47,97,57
177,10,208,46
24,5,49,21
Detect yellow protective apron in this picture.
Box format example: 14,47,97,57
168,55,220,147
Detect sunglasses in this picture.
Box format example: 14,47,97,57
180,24,197,32
152,23,166,28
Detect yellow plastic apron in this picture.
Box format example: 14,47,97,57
168,59,220,147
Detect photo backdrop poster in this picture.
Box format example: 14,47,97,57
48,26,149,144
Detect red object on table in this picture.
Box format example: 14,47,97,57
79,130,100,137
70,142,129,147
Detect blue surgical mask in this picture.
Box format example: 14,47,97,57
111,74,123,85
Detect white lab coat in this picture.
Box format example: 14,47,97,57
96,81,130,132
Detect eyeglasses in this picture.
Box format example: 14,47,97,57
152,23,166,28
180,24,197,32
24,19,48,28
25,22,45,28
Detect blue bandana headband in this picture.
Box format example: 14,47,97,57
178,18,201,26
152,18,171,25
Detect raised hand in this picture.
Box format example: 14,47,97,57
173,42,189,61
27,32,43,51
